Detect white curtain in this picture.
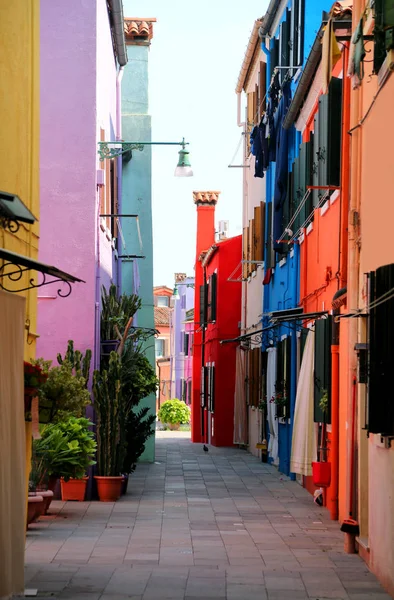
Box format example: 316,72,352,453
233,347,248,445
290,330,317,475
267,347,278,465
0,291,26,600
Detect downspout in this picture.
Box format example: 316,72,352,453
116,66,124,293
331,287,347,521
344,0,363,554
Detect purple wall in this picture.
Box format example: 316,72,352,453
37,0,118,367
171,277,195,399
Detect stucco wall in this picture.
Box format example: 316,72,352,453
358,71,394,597
122,42,155,461
38,0,117,365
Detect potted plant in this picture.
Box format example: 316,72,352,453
33,417,96,502
93,352,126,501
271,382,288,419
24,360,48,418
157,398,190,431
100,284,141,358
312,389,331,487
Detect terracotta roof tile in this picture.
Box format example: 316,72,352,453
154,306,171,326
193,191,221,206
124,18,156,42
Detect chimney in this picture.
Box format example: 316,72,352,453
193,191,220,257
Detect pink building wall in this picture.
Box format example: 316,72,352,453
37,0,118,367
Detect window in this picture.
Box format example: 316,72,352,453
187,379,192,405
155,338,165,357
207,365,215,412
291,0,305,68
181,294,186,309
199,285,207,327
110,159,118,238
157,295,169,307
248,347,261,407
200,366,208,407
207,273,217,322
181,378,187,402
314,318,332,423
373,0,394,73
368,264,394,435
184,332,190,355
275,337,292,419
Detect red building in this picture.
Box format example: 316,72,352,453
191,191,242,446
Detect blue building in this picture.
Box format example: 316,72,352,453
258,0,335,475
120,18,156,462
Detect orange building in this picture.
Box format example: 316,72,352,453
153,286,172,411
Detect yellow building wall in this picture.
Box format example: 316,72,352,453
0,0,40,538
0,0,40,359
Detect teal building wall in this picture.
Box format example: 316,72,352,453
121,41,155,462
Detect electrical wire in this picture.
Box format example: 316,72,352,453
278,189,312,242
289,191,330,243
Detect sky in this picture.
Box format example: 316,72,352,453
124,0,268,287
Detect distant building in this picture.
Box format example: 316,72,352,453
153,286,172,410
170,273,195,404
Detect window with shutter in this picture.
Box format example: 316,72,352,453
292,156,301,233
298,143,307,227
208,366,215,412
314,317,332,423
199,284,207,327
243,227,249,280
184,332,189,355
368,264,394,435
271,37,279,78
312,112,320,208
201,366,208,407
265,203,274,269
374,0,394,72
249,220,254,275
187,380,192,405
254,205,264,263
317,78,342,190
291,0,305,67
279,9,291,83
207,273,217,322
259,61,266,117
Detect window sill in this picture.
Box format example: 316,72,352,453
279,257,286,268
299,231,305,245
330,189,340,205
306,222,313,236
320,200,330,217
289,248,294,258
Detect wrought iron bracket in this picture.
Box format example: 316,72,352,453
0,215,20,233
0,262,73,297
98,142,144,160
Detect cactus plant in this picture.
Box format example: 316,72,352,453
57,340,92,387
93,352,126,477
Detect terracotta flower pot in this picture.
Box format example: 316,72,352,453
168,423,180,431
61,477,88,502
27,495,44,526
312,461,331,488
38,490,54,513
94,476,123,502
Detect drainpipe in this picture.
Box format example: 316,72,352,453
116,66,124,293
344,0,362,554
331,287,347,521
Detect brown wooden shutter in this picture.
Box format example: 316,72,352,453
260,202,266,262
254,206,263,265
243,227,248,280
248,220,253,276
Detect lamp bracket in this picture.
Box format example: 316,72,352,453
98,139,189,161
0,215,20,234
0,262,73,297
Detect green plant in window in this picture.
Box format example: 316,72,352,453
319,389,329,415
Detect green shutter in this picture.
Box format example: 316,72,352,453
327,77,342,187
312,112,320,208
199,285,207,326
314,317,332,423
210,273,217,322
265,203,273,268
318,93,329,189
305,140,313,219
298,143,307,227
292,156,300,233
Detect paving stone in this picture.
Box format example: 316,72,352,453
25,433,390,600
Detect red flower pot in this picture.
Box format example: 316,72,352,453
61,477,88,502
312,461,331,488
94,476,123,502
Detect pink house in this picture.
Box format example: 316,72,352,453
37,0,126,368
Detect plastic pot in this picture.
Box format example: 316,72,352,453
312,461,331,488
94,476,123,502
61,477,88,502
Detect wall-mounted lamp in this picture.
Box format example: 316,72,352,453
171,282,195,300
98,138,193,177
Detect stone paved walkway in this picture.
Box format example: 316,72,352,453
24,432,392,600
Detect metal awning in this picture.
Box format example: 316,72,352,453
270,310,328,323
0,248,85,298
0,190,37,233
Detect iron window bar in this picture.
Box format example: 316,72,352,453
0,248,84,298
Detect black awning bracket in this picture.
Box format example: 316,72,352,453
0,248,84,298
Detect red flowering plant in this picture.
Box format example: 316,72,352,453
24,361,48,396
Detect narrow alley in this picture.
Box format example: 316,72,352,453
24,433,390,600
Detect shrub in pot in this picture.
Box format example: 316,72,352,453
93,352,126,501
33,417,96,501
157,398,190,430
100,284,141,360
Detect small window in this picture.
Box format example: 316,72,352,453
157,296,169,307
187,380,192,405
184,332,190,356
207,273,217,322
181,294,186,309
155,339,165,357
373,0,394,73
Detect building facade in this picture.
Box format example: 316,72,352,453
171,273,195,403
191,191,242,446
121,17,156,461
153,285,172,410
37,0,126,372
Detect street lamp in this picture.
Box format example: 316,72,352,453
98,138,193,177
171,282,195,300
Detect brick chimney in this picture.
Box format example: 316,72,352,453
193,191,220,258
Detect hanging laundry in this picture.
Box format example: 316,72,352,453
347,18,365,89
273,80,292,252
322,18,342,94
250,125,265,178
